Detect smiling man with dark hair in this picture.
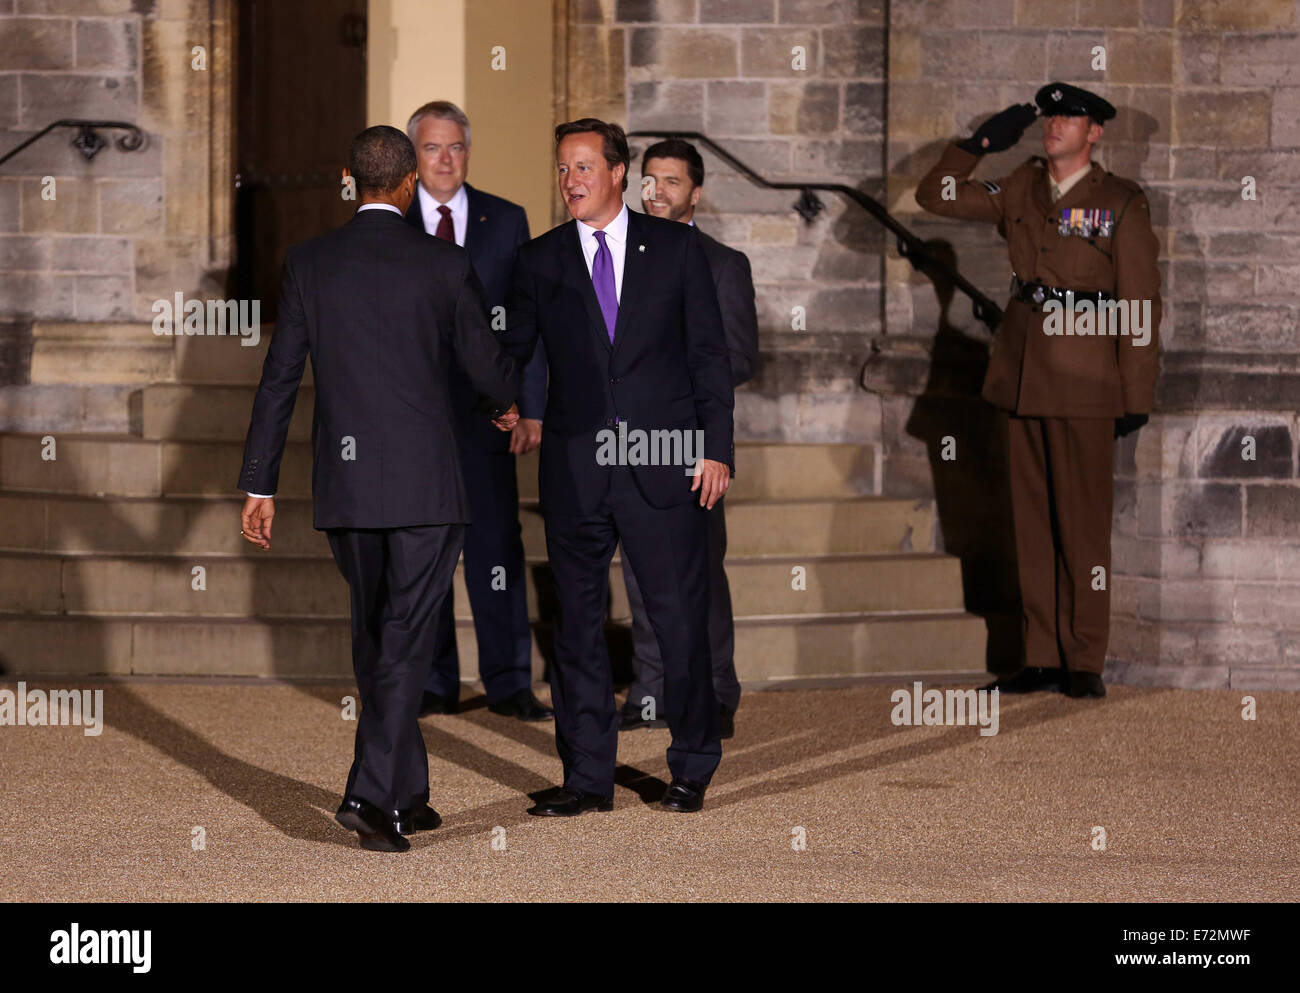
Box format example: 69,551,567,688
615,137,759,741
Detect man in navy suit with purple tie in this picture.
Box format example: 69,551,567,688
502,119,734,816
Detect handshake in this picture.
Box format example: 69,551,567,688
491,403,519,432
490,403,543,454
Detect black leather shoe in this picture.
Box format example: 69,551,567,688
660,778,707,813
526,787,613,817
488,688,554,722
419,690,458,717
983,666,1062,694
618,706,668,731
391,804,442,835
335,796,410,852
1064,671,1106,698
718,706,735,740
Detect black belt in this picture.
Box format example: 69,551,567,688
1011,274,1113,307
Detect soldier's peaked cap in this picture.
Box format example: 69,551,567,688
1035,82,1116,123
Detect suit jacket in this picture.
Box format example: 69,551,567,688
916,141,1161,418
502,208,734,515
406,182,548,451
237,207,518,529
697,226,760,388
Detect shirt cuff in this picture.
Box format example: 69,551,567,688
244,492,275,499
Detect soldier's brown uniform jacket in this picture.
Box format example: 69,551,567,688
916,142,1161,418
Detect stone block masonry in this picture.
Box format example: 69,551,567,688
0,0,232,331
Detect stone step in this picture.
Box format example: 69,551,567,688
173,328,314,386
0,433,874,501
29,323,174,385
0,433,314,499
140,384,313,442
0,550,965,621
0,492,934,558
0,434,164,497
136,380,878,495
0,611,987,681
0,385,137,436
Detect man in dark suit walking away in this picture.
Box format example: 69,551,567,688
404,100,553,724
237,126,520,852
618,138,759,740
503,119,735,817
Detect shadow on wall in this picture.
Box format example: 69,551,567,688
849,135,1023,675
0,321,34,389
899,238,1023,675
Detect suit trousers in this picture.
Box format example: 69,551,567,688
426,448,533,703
543,465,721,797
1006,415,1115,675
619,496,741,714
327,523,464,811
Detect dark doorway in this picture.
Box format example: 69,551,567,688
235,0,368,319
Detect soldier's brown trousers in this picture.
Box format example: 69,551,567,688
1006,414,1115,675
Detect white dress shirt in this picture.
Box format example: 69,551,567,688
243,201,405,498
417,182,468,246
575,202,629,303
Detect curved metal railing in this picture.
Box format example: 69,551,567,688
0,119,147,168
628,129,1002,331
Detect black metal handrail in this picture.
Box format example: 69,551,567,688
0,119,147,168
628,130,1002,331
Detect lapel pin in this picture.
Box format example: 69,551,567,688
638,244,645,252
479,215,487,222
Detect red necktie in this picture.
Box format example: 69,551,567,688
435,205,454,243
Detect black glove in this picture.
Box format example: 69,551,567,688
957,103,1038,154
1114,413,1149,439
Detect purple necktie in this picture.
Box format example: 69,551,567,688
592,229,618,342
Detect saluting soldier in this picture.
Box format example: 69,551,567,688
915,82,1162,698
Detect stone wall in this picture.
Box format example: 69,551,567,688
566,0,1300,687
566,0,889,445
0,0,232,336
883,0,1300,688
2,1,1296,686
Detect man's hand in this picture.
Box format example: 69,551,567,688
958,103,1038,154
240,496,275,550
690,457,731,510
509,417,542,454
492,403,519,432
